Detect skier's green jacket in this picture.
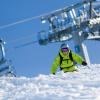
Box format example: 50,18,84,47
51,49,83,74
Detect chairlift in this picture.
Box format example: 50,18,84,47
0,39,16,77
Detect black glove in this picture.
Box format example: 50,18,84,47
52,73,55,75
82,61,87,66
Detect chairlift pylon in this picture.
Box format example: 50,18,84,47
0,39,16,77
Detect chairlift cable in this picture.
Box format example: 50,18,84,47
14,40,38,49
0,0,98,30
0,16,41,30
7,33,35,45
0,9,63,30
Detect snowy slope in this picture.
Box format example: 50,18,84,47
0,64,100,100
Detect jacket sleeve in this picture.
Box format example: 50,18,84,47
71,51,83,64
50,55,60,74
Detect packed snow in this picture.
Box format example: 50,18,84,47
0,64,100,100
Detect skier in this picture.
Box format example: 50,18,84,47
51,43,87,75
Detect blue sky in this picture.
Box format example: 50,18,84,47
0,0,100,77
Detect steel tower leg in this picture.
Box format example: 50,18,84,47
72,30,90,65
0,40,5,61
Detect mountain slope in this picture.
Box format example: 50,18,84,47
0,64,100,100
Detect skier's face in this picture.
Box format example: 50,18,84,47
63,51,68,55
62,48,69,55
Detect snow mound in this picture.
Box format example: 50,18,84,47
0,64,100,100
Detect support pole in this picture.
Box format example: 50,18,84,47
90,0,93,18
69,6,91,65
72,28,90,65
0,39,5,62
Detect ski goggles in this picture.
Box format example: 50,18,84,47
61,47,69,52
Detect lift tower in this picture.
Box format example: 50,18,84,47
38,0,100,65
0,38,16,76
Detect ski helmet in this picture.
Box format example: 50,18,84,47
60,43,69,49
60,43,69,52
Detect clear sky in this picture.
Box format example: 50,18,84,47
0,0,100,77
